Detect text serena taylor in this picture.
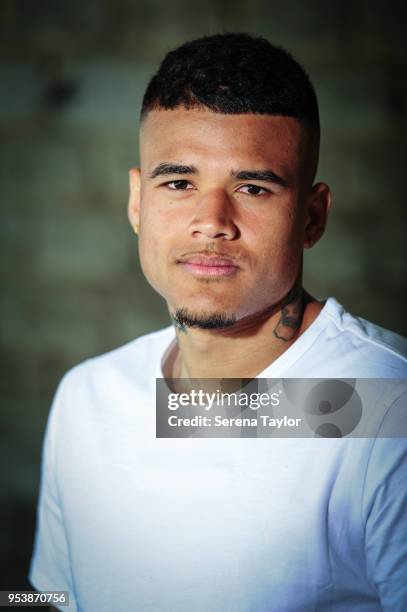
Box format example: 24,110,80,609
167,415,302,428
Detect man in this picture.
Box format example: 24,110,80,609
29,33,407,611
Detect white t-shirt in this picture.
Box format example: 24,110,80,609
29,298,407,611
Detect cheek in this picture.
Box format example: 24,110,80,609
139,191,179,232
138,200,182,294
247,204,303,258
138,212,164,286
139,194,189,260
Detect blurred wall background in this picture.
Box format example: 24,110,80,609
1,0,406,592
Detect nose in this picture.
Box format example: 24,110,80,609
189,189,239,240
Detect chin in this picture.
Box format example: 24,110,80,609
171,288,239,311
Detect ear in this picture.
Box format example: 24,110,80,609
303,182,332,249
127,168,141,234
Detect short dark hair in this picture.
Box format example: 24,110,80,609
141,32,320,180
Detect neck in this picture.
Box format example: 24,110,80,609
166,285,323,380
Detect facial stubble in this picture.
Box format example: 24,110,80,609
172,308,237,331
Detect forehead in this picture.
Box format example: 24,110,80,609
139,108,305,173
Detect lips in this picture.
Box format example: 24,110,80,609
178,254,239,277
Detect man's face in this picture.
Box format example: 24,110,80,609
129,107,327,324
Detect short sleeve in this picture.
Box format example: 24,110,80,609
363,389,407,612
28,375,78,612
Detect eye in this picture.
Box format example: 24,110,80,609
238,184,270,196
165,180,194,190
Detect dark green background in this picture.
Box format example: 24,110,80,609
1,0,406,592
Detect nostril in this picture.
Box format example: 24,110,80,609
191,220,239,241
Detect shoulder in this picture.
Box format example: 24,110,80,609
49,325,175,420
84,324,174,384
317,298,407,377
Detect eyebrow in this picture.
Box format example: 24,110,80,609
148,163,198,179
148,162,288,187
231,169,288,187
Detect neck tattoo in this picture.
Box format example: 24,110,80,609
273,286,304,342
171,315,188,334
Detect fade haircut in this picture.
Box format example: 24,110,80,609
140,32,320,181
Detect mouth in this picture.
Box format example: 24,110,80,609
177,254,240,277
